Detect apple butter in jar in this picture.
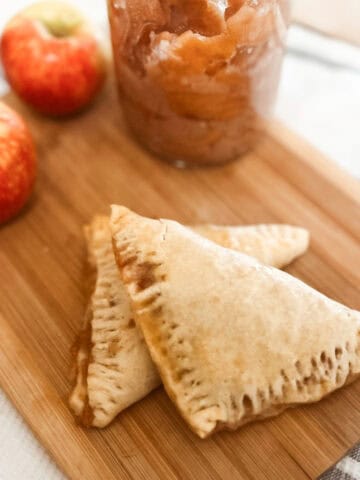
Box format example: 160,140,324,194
108,0,290,166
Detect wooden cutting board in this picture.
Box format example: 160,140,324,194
0,78,359,480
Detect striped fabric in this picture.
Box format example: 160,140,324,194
320,445,360,480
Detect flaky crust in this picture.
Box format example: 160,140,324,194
69,216,159,427
110,206,360,438
70,213,309,427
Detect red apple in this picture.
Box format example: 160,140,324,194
0,1,106,116
0,101,36,224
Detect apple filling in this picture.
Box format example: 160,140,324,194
108,0,290,165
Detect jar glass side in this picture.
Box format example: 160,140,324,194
108,0,290,166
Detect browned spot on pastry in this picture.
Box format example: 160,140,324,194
230,395,237,410
70,303,92,389
108,340,121,356
118,254,137,268
303,374,315,386
175,368,194,382
268,385,275,400
109,298,116,307
79,313,94,427
71,232,97,379
242,394,253,415
335,347,342,359
70,228,98,425
133,262,159,290
257,388,266,403
152,305,163,317
127,318,136,328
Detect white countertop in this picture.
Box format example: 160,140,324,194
0,2,359,479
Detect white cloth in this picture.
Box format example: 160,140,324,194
0,393,64,480
0,2,359,479
277,28,360,178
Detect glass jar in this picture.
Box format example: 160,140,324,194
108,0,290,166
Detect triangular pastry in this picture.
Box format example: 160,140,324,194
110,206,360,439
69,215,309,427
69,216,158,427
192,223,309,269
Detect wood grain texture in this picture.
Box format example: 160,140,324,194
0,79,359,480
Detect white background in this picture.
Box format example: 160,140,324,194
0,1,359,479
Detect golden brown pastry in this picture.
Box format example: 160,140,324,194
110,206,360,438
70,214,309,427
